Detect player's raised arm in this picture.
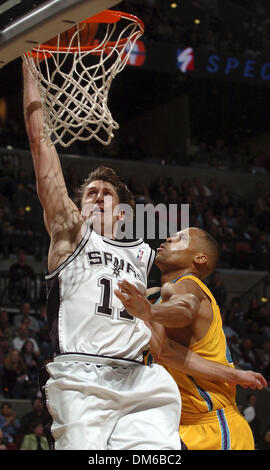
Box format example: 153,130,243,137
22,60,80,237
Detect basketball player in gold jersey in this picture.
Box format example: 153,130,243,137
115,227,267,450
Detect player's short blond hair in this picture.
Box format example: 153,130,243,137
79,166,135,211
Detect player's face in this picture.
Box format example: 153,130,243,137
157,229,191,254
81,180,121,236
155,228,193,267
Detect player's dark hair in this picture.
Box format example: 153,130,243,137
78,166,135,210
199,229,220,271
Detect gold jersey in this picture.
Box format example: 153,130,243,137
148,274,254,450
155,274,236,417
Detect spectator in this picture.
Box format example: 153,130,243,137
253,232,270,270
12,324,40,356
223,206,237,231
234,238,253,269
259,339,270,386
36,305,51,360
260,429,270,450
128,176,151,204
191,176,212,198
247,320,263,351
0,335,10,395
212,186,231,216
20,422,49,450
0,219,14,258
256,191,270,232
247,296,262,322
0,427,16,450
222,316,240,341
0,310,15,346
191,141,211,167
243,393,261,448
220,217,238,241
0,203,12,257
239,337,258,370
21,340,40,399
227,336,244,368
207,271,227,308
13,302,40,335
20,397,50,435
234,206,253,236
227,298,247,337
3,349,28,398
149,176,168,205
0,402,20,444
256,305,270,337
203,208,221,233
220,310,243,367
9,252,36,302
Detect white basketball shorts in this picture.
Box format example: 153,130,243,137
44,354,182,450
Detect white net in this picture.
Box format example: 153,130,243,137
23,11,144,147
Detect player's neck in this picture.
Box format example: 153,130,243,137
161,269,199,285
102,232,116,240
93,227,116,240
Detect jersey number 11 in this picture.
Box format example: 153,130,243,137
96,277,134,322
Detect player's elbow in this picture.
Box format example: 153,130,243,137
27,127,43,149
24,102,44,147
151,337,170,365
155,338,183,368
176,294,200,326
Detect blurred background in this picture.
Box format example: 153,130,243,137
1,0,270,450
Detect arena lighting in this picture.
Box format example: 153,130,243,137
170,3,178,8
194,18,201,24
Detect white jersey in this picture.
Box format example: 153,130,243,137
45,225,155,362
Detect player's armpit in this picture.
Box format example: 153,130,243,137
146,287,161,297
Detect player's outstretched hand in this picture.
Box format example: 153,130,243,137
114,280,151,320
232,370,267,390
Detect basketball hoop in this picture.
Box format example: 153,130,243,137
23,10,144,147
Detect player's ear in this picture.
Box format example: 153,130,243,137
194,252,207,266
114,204,133,222
118,210,126,222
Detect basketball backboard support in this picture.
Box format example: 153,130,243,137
0,0,122,68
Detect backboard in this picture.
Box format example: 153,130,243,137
0,0,122,68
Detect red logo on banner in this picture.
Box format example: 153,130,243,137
91,39,146,67
125,40,146,67
177,48,195,72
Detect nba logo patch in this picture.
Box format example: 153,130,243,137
177,47,194,73
137,249,144,261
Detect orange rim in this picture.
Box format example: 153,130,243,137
30,10,144,55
